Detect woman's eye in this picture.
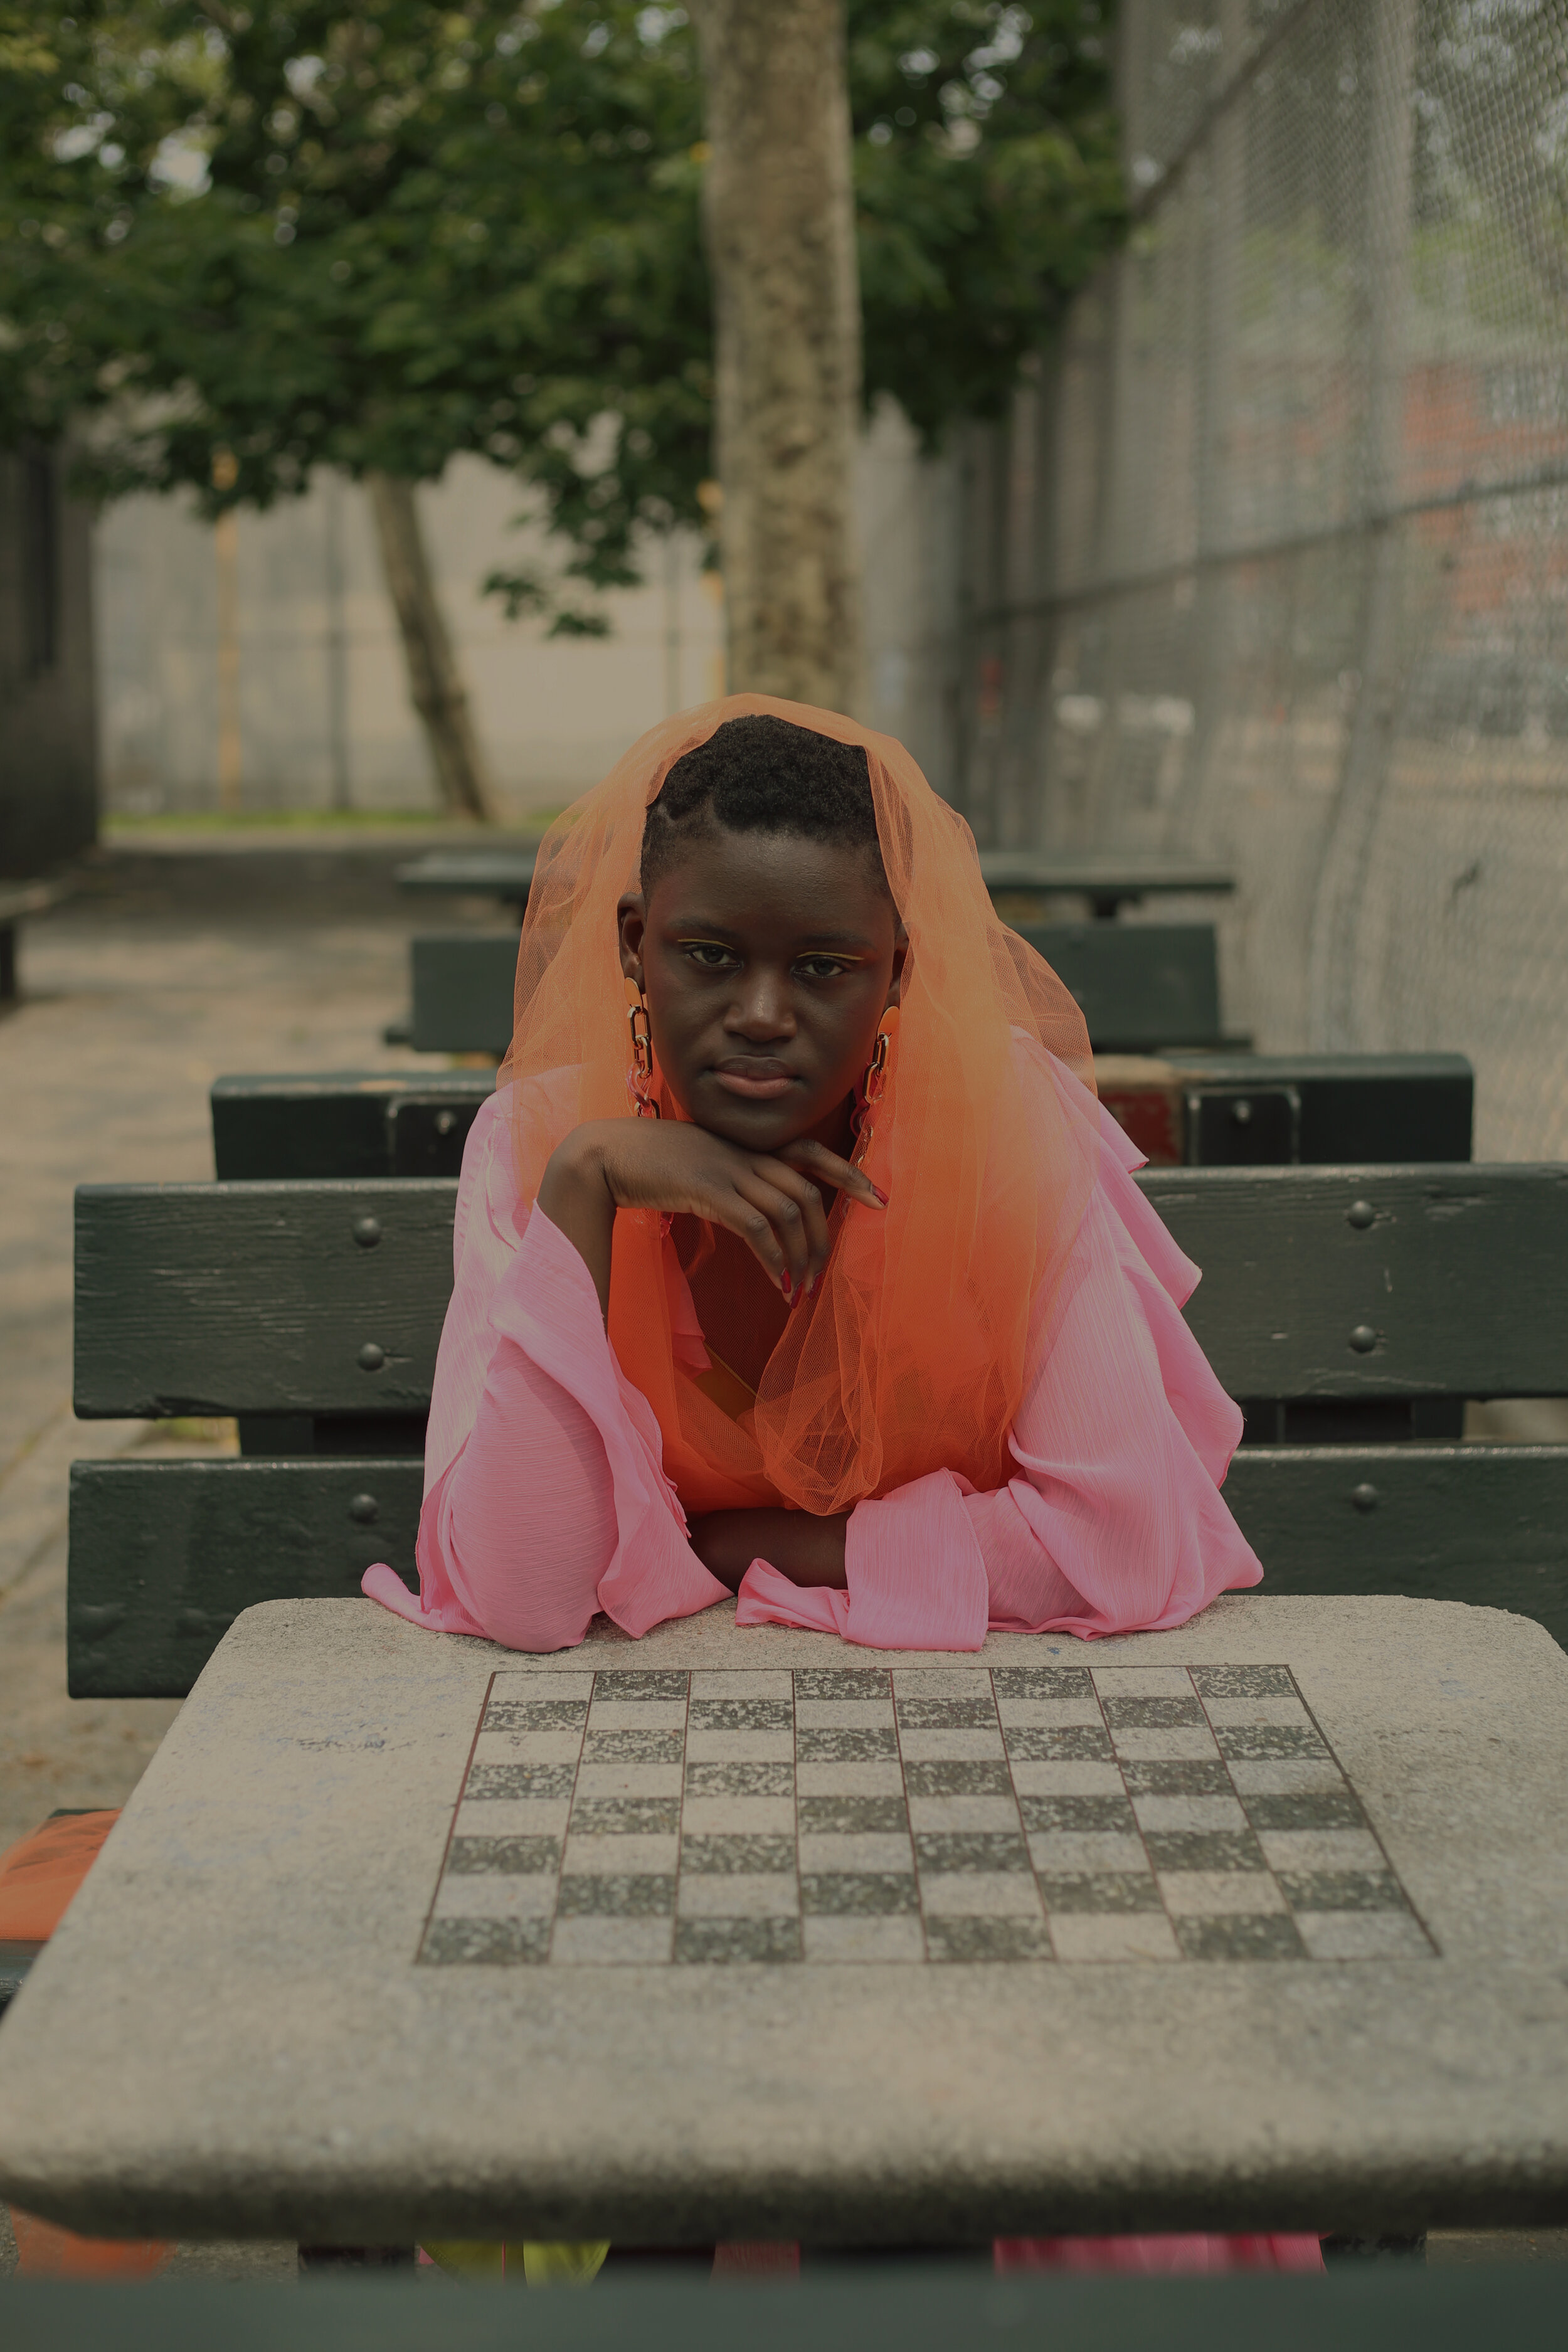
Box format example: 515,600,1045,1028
684,942,736,968
797,956,850,981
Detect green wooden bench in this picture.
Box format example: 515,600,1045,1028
392,845,1240,923
211,1070,494,1181
391,848,1239,923
67,1163,1568,1700
1091,1051,1472,1169
209,1054,1470,1182
382,934,518,1056
400,933,518,1056
0,877,69,1007
388,921,1236,1061
395,847,538,913
1015,921,1242,1052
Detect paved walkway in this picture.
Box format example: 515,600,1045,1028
0,842,469,1855
0,841,482,2279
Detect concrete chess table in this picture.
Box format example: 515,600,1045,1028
1,1595,1565,2245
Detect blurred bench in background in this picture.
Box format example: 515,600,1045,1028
212,1051,1471,1183
389,924,1236,1060
212,1069,494,1180
978,850,1236,920
1016,921,1239,1052
381,931,518,1056
395,846,538,914
389,845,1237,926
0,877,69,1009
383,854,1239,1057
1098,1051,1474,1168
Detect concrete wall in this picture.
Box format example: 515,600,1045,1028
0,447,98,876
94,404,963,818
96,460,723,822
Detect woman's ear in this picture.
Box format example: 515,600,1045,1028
617,891,647,990
884,925,909,1014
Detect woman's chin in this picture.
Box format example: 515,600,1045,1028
688,1088,817,1156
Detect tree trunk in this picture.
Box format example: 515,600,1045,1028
365,472,499,822
692,0,865,716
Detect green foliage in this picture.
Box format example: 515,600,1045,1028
0,2,1122,619
850,3,1123,443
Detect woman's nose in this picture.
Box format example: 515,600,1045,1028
727,971,795,1039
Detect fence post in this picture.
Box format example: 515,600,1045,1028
1306,0,1419,1047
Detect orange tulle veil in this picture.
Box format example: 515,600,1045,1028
501,694,1097,1518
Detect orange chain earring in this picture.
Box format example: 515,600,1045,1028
624,975,660,1118
851,1005,899,1169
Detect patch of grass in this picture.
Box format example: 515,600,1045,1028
103,807,452,834
133,1417,240,1453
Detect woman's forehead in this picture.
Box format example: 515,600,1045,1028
645,827,894,937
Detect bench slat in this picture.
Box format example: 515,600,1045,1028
67,1445,1568,1697
73,1182,455,1419
1144,1165,1568,1399
1224,1446,1568,1639
68,1458,425,1698
74,1166,1568,1418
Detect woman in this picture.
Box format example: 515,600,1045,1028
365,696,1262,1652
369,696,1320,2280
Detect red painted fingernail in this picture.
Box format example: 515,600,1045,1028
781,1271,792,1298
869,1182,889,1206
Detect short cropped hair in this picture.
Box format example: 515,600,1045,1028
640,714,887,893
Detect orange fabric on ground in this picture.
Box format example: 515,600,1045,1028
9,2206,171,2280
0,1810,120,1941
1,1813,172,2280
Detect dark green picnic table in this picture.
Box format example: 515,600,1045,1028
394,849,538,914
977,852,1235,919
393,848,1236,924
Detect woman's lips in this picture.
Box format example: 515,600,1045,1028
711,1063,797,1101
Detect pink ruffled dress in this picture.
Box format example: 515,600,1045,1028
364,1055,1263,1651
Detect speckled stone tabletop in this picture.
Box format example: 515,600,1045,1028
1,1594,1565,2245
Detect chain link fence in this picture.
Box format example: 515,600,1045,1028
953,0,1568,1159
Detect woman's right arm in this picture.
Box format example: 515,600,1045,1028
371,1096,636,1651
426,1208,623,1651
388,1103,884,1651
536,1115,884,1322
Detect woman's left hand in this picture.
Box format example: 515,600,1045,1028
689,1508,849,1593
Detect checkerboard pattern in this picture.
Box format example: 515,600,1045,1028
417,1662,1434,1966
